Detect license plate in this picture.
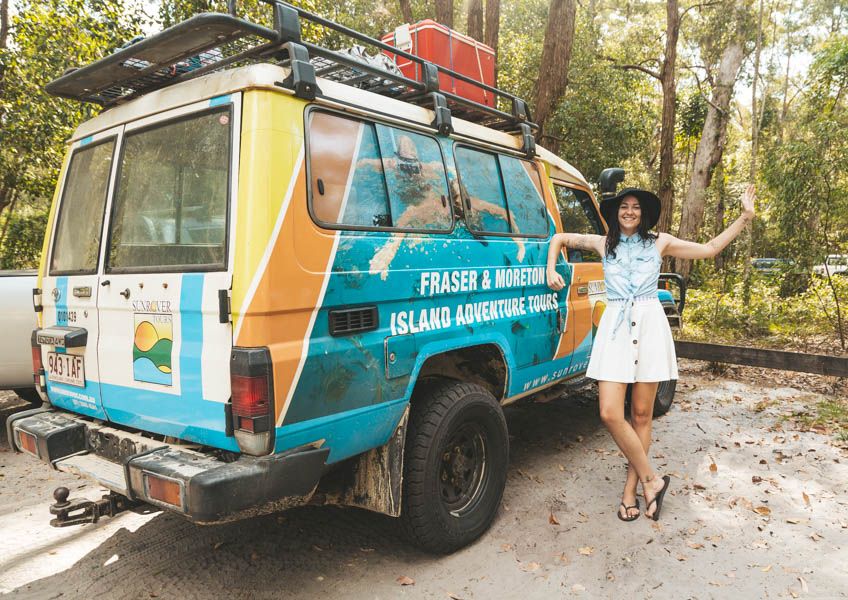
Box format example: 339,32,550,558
46,352,86,387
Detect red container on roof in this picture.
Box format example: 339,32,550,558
382,20,496,108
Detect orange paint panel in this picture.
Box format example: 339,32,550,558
237,114,362,421
555,262,604,358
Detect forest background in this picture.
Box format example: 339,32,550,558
0,0,845,355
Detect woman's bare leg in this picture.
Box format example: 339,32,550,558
598,381,666,515
629,382,661,516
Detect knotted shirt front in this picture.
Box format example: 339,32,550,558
602,233,661,338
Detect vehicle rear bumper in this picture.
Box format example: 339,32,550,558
7,408,329,524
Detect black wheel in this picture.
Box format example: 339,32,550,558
13,387,42,406
400,380,508,554
653,380,676,417
624,380,677,418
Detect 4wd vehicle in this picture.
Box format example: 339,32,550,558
813,254,848,278
0,270,39,403
9,1,678,553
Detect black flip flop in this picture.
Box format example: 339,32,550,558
617,498,640,522
645,475,671,521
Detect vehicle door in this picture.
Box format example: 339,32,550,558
40,127,122,419
96,97,239,447
552,182,606,374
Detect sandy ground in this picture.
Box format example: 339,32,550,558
1,361,846,600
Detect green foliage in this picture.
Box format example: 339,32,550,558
683,273,848,351
0,211,47,269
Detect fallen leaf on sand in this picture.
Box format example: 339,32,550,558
752,476,762,484
798,576,809,592
549,512,560,526
521,562,541,572
761,565,772,572
810,532,823,542
213,542,224,550
446,593,464,600
397,576,415,586
754,506,772,516
572,584,586,593
709,462,718,473
802,492,810,506
555,552,570,565
676,555,687,561
500,543,513,552
786,518,809,525
693,483,706,490
578,546,594,556
687,542,704,550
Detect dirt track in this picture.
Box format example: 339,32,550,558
1,361,846,599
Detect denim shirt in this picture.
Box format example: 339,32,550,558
602,233,661,337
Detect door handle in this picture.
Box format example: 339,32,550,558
119,288,131,299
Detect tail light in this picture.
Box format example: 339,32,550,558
31,330,45,390
230,347,275,456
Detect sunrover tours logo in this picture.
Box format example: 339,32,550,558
132,300,173,386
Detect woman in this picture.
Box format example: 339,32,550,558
546,184,755,521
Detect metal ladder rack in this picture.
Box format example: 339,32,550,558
45,0,538,151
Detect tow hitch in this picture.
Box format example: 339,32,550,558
49,486,140,527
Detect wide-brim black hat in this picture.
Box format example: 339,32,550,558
599,188,661,230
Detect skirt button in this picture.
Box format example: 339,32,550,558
632,339,637,345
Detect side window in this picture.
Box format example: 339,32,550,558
108,108,231,272
50,139,115,275
500,156,549,235
308,111,451,231
554,185,602,263
454,146,547,237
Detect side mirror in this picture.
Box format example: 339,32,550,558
599,168,625,199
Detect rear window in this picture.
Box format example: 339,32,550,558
107,108,231,272
50,139,116,275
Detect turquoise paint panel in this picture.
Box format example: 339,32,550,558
275,397,408,463
79,135,94,146
100,382,239,451
179,273,204,399
284,131,573,445
209,94,231,107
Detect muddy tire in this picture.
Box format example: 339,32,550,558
400,380,508,554
624,380,677,418
13,387,42,406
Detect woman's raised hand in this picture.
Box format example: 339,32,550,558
741,184,756,219
547,269,565,291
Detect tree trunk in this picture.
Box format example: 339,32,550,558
467,0,484,41
0,0,8,99
1,0,8,49
743,0,765,304
435,0,454,28
713,160,726,272
675,36,746,281
484,0,501,85
656,0,681,236
398,0,414,23
532,0,577,143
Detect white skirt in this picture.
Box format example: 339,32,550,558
586,297,678,383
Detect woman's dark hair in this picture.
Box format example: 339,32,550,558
604,198,658,258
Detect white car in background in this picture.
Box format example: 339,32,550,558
0,270,39,403
812,254,848,277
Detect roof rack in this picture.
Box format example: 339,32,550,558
46,0,537,143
